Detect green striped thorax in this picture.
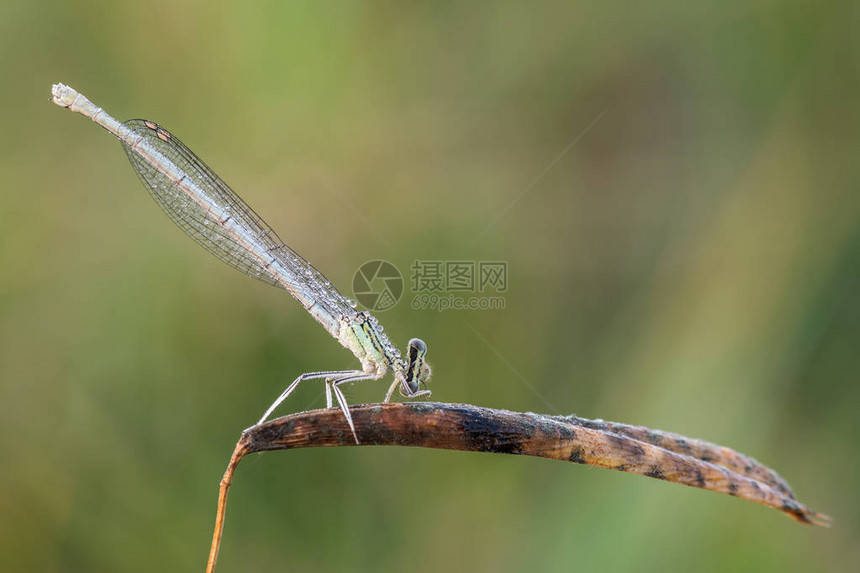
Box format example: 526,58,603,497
342,311,431,398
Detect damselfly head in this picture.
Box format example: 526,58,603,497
400,338,431,397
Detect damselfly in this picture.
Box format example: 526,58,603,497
51,83,431,442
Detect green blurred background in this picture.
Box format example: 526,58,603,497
1,1,858,571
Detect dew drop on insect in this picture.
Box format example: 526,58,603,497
348,298,357,308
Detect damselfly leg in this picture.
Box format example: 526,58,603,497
257,370,384,443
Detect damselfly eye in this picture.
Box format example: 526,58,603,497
401,338,430,398
403,379,420,395
408,338,427,355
